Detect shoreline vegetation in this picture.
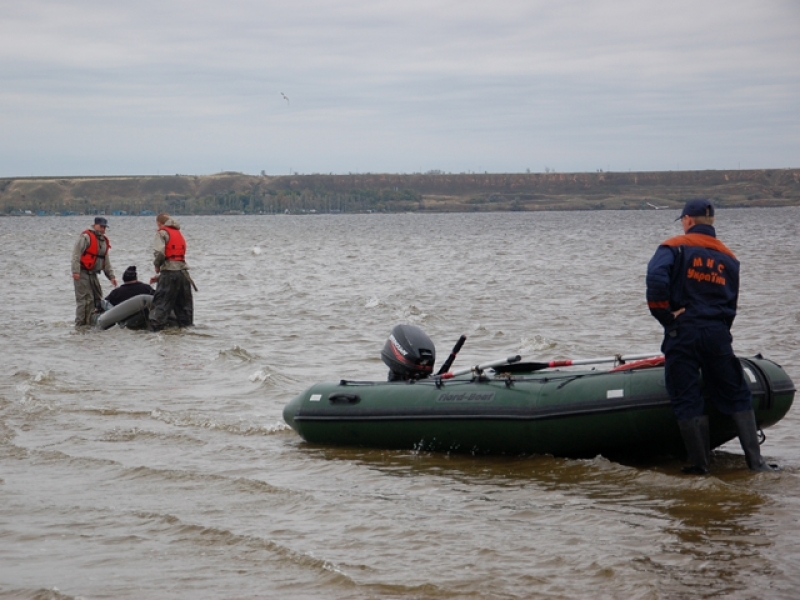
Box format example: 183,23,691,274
2,168,798,216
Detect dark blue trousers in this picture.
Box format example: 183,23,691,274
662,321,752,420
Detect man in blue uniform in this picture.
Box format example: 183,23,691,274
646,199,776,473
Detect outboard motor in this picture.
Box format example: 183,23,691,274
381,324,436,381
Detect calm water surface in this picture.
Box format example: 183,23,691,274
1,209,799,599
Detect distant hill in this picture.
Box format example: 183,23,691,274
1,169,798,215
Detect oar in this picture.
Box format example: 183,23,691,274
434,334,467,376
546,353,661,367
493,353,662,373
440,355,522,379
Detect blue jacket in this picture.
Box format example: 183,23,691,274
646,224,740,329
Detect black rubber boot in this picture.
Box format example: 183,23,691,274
732,410,779,472
678,416,710,475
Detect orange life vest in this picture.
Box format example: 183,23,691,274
161,226,186,262
79,229,110,271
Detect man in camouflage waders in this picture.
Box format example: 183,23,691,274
148,212,195,331
71,217,117,326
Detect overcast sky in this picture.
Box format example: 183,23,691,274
1,0,798,177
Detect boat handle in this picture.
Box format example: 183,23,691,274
328,393,361,405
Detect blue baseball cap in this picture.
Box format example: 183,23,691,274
676,198,714,221
94,216,109,228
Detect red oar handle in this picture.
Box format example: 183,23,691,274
547,360,573,367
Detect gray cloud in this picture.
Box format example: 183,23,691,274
1,0,798,176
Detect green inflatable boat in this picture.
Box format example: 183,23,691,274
283,326,795,457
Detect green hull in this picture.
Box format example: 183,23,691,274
283,356,795,457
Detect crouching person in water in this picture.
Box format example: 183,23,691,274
646,198,777,474
148,213,195,331
105,265,154,306
103,265,155,329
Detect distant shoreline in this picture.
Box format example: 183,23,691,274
2,168,798,215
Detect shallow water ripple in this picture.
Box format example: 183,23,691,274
1,209,799,599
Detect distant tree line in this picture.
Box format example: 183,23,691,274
167,187,422,215
0,184,424,216
2,169,798,215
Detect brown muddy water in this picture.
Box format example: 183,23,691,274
1,209,799,599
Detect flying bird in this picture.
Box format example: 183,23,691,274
281,92,290,106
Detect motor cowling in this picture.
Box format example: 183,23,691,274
381,324,436,381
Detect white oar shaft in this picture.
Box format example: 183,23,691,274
547,353,661,367
445,355,521,378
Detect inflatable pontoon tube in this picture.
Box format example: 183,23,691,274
96,294,153,330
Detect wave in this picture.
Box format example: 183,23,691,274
1,587,81,600
216,345,261,362
148,407,290,436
